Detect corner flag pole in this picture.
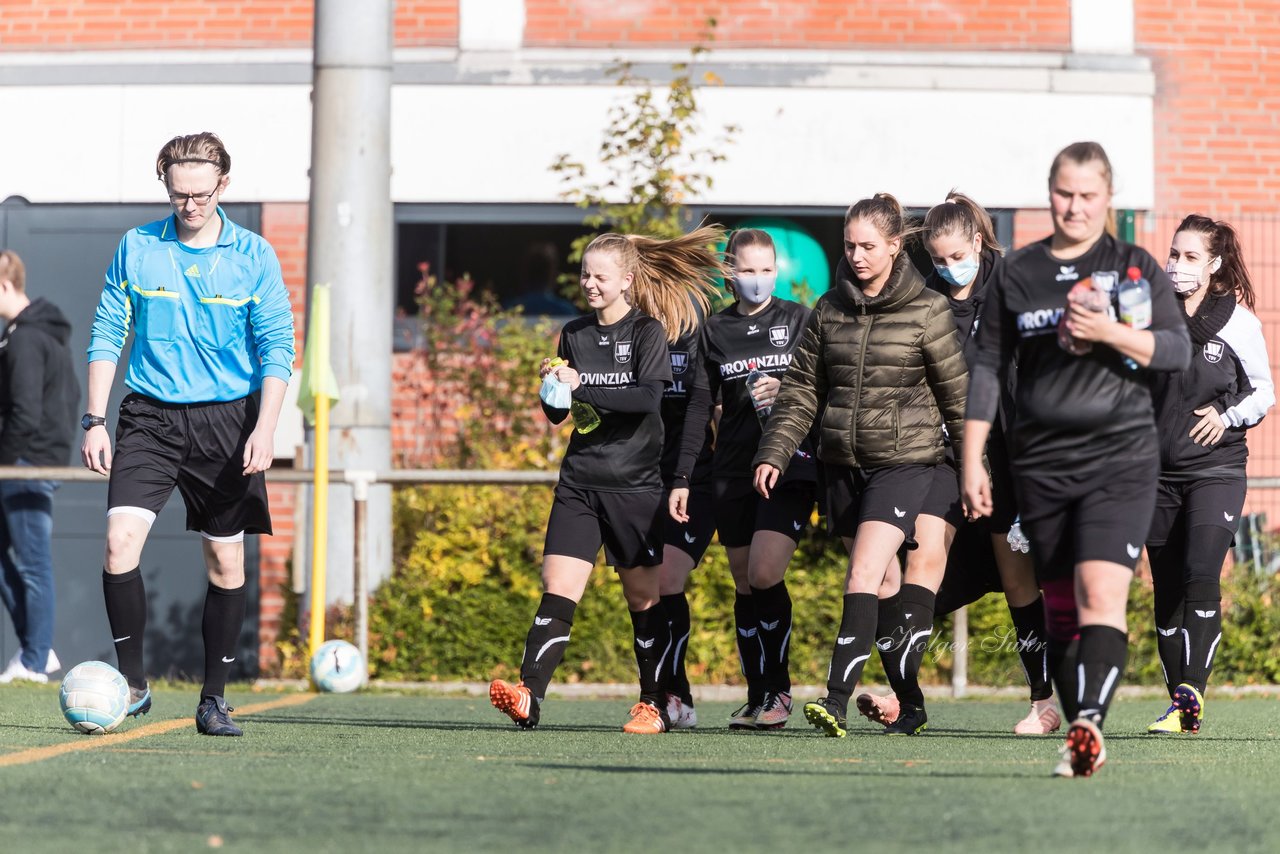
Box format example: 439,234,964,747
299,283,340,660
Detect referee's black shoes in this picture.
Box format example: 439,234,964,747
196,695,243,736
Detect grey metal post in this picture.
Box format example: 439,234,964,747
307,0,395,604
952,605,969,699
348,471,374,671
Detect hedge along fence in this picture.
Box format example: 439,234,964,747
273,481,1280,688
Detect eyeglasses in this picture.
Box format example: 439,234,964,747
167,188,219,206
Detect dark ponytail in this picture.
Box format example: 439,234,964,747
1175,214,1256,311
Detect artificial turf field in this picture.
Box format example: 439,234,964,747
2,684,1277,853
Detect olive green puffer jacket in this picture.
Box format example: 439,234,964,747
753,253,968,473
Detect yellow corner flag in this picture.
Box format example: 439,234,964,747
298,283,341,426
300,283,339,663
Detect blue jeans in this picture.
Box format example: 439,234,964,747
0,463,57,671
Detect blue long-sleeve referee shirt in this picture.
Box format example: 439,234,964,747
88,208,295,404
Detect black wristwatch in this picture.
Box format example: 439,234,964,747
81,413,107,431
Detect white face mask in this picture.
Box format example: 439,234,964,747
734,273,776,305
1165,256,1221,296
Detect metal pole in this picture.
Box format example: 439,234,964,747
952,605,969,699
307,0,395,604
348,470,375,675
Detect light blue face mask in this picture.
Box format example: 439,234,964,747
935,253,980,288
539,373,572,409
734,273,776,305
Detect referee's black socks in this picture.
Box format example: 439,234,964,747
201,582,247,699
629,603,672,707
751,580,792,695
1076,624,1128,727
520,593,576,702
103,567,148,690
825,592,878,712
660,593,693,705
733,592,766,708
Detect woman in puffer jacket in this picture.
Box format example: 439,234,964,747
751,193,968,739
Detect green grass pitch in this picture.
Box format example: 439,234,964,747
2,684,1277,853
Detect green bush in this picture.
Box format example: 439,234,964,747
361,482,1280,688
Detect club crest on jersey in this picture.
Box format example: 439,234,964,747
614,340,632,363
670,351,688,374
1093,271,1119,293
1204,339,1224,364
769,326,789,347
1056,265,1078,282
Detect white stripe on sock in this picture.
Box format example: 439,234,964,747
1097,666,1120,706
534,635,570,663
842,654,870,685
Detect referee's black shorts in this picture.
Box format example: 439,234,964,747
107,393,272,536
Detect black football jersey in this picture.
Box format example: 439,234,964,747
555,308,673,492
662,326,713,485
975,234,1189,474
699,298,817,481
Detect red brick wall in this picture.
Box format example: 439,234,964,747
1136,0,1280,217
0,1,458,50
524,0,1071,49
257,202,308,672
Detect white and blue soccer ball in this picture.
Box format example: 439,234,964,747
59,661,130,735
310,639,366,693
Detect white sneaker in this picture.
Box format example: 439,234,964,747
45,649,61,674
0,654,49,684
665,694,698,729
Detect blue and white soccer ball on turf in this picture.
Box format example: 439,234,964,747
310,639,366,693
59,661,130,734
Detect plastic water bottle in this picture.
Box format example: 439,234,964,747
548,357,601,434
746,359,770,426
1057,279,1110,356
1118,267,1153,330
1007,517,1031,554
1116,267,1152,370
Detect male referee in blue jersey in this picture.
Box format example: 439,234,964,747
81,132,294,736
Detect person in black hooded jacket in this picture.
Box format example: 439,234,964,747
855,193,1059,737
0,250,79,684
1144,215,1273,736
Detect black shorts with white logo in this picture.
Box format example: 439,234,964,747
107,393,271,536
664,480,716,564
1147,475,1246,548
1014,455,1158,582
824,464,936,540
712,477,815,549
543,484,664,568
918,461,964,528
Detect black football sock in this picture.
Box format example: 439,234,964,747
660,593,693,704
1181,579,1223,694
201,582,247,699
885,584,935,709
1047,635,1080,722
103,567,147,691
751,580,793,695
1009,597,1053,702
825,592,878,712
630,603,673,707
1076,624,1128,728
734,592,765,707
875,591,904,694
1148,542,1185,698
519,593,576,702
